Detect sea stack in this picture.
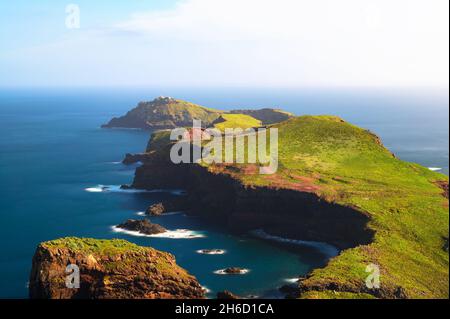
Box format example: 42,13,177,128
29,238,205,299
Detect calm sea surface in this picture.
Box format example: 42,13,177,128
0,88,448,298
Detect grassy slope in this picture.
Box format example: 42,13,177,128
213,114,262,131
42,237,149,256
244,116,448,298
41,237,192,279
124,98,223,128
158,99,223,124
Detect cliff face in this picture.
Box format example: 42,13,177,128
132,155,373,250
29,238,205,299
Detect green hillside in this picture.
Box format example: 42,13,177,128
147,115,448,298
103,97,223,129
213,114,262,131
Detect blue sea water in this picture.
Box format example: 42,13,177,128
0,88,448,298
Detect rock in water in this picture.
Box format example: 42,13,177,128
146,203,165,216
29,237,205,299
117,219,167,235
217,291,240,299
223,267,246,274
145,198,190,216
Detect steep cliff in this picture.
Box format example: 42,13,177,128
126,115,449,299
29,238,205,299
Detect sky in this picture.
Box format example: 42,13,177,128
0,0,449,88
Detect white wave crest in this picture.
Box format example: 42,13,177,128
201,286,211,294
85,185,186,195
250,229,340,258
284,278,300,284
112,226,205,239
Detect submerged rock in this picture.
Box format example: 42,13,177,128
29,237,205,299
117,219,167,235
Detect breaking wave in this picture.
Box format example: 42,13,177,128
112,226,205,239
250,229,340,258
85,185,186,195
196,249,226,255
284,278,300,284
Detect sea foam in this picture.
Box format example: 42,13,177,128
112,226,205,239
250,229,340,258
85,185,186,195
196,249,226,255
284,278,300,284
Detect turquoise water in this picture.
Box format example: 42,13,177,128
0,88,448,298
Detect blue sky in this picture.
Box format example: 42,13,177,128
1,0,449,88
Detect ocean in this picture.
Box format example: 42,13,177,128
0,87,448,298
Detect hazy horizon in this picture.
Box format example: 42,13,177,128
1,0,448,88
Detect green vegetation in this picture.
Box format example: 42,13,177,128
103,97,224,129
149,99,223,126
300,291,377,299
42,237,150,256
146,115,448,298
213,114,262,131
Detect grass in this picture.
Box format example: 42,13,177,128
213,114,262,131
259,116,448,298
42,237,149,256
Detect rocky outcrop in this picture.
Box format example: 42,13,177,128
122,153,147,165
217,291,240,299
222,267,246,275
435,181,449,199
117,219,167,235
147,203,165,216
279,284,302,299
29,238,205,299
146,198,190,216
